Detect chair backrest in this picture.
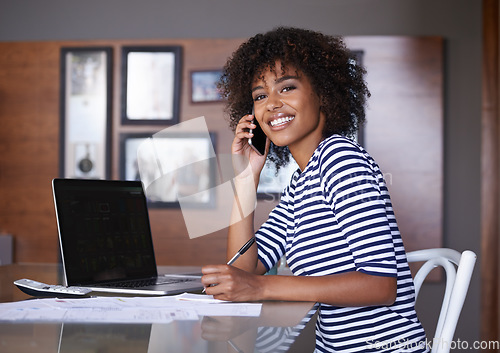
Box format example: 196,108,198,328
406,248,476,353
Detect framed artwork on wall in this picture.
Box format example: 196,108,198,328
190,69,223,103
121,46,182,125
119,132,150,183
59,46,113,179
119,131,217,208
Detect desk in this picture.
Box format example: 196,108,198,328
0,264,316,352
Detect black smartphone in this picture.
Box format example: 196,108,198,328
248,109,267,156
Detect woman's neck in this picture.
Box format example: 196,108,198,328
289,134,325,171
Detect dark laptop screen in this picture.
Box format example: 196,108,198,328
53,179,158,286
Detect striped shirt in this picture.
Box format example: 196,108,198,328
256,135,428,352
255,306,318,352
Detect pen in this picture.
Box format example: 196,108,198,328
227,237,256,266
202,237,256,293
228,339,245,353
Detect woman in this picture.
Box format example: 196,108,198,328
202,27,428,352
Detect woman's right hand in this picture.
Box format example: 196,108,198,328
232,114,269,181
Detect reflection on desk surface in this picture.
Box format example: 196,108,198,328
60,324,153,352
0,264,317,352
0,302,317,353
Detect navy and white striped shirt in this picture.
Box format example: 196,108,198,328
256,135,428,352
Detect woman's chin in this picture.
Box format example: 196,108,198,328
269,138,288,148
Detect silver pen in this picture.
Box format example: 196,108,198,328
227,237,256,266
202,237,256,293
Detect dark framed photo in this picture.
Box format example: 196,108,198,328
119,132,149,182
119,131,217,208
59,47,113,179
121,46,182,124
190,69,223,103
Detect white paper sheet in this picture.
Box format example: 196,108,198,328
0,293,262,323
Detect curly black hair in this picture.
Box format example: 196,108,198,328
218,26,370,170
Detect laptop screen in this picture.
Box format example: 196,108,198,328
53,179,158,286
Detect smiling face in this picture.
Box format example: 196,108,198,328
251,61,326,168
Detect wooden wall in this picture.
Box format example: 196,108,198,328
347,36,444,254
481,0,500,346
0,36,443,266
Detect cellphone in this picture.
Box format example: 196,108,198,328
248,109,267,156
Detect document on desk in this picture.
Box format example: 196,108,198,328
0,293,262,324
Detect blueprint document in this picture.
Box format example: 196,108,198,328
0,293,262,324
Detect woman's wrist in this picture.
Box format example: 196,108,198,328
231,176,258,221
256,273,270,301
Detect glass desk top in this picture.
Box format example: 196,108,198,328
0,264,316,353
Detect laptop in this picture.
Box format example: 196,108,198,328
52,178,204,296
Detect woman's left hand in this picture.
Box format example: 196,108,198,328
201,265,264,302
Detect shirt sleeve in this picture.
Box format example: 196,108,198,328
320,139,397,277
255,176,296,271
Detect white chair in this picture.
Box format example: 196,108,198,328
406,248,476,353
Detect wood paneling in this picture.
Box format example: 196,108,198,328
0,38,252,265
0,42,60,262
346,36,444,253
481,0,500,347
0,37,443,268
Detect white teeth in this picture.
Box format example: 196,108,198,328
270,116,294,127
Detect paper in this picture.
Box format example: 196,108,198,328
0,293,261,323
175,293,227,303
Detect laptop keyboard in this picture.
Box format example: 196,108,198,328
100,277,195,289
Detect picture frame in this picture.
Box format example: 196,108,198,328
121,46,182,125
190,69,223,103
119,132,149,183
59,46,113,179
119,132,217,208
